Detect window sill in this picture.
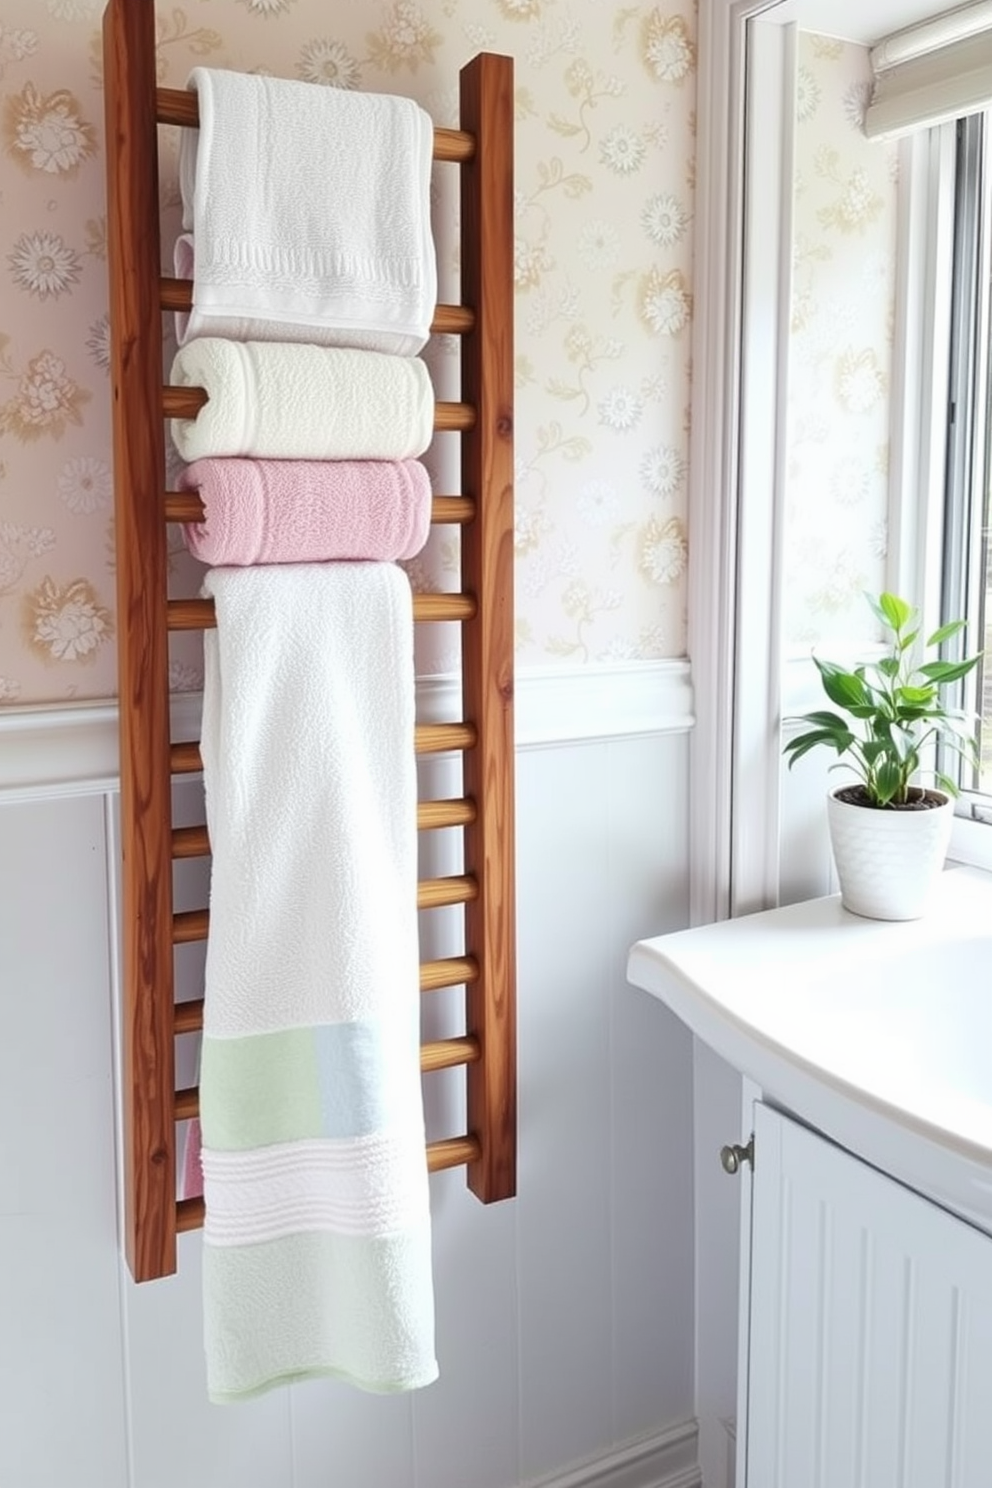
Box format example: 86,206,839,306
948,811,992,872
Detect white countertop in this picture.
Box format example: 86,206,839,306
627,865,992,1232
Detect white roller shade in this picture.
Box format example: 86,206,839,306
865,0,992,140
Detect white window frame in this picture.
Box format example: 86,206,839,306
689,0,992,923
934,112,992,868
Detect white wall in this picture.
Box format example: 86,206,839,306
0,669,699,1488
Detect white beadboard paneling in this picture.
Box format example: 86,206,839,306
0,796,129,1488
123,1232,294,1488
0,689,697,1488
516,741,616,1481
607,735,695,1439
412,1169,521,1488
290,1380,416,1488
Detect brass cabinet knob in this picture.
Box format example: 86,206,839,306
720,1136,754,1174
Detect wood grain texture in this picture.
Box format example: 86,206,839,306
156,88,475,162
162,386,476,431
171,877,479,946
103,0,178,1282
458,53,518,1202
170,798,475,863
172,957,478,1040
165,592,477,630
168,723,477,778
159,277,475,335
174,1133,482,1234
108,18,517,1278
163,491,476,525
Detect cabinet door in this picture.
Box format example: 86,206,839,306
746,1102,992,1488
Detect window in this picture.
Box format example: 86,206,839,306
943,111,992,806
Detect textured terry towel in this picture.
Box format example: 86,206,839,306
199,563,437,1401
170,339,434,463
177,67,436,356
180,457,432,566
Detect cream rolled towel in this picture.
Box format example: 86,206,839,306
169,339,435,463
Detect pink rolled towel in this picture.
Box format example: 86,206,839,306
180,457,432,566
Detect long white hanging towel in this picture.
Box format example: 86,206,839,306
198,562,437,1402
177,67,437,356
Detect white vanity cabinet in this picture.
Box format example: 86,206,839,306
624,868,992,1488
741,1101,992,1488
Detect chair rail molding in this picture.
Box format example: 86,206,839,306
0,660,694,801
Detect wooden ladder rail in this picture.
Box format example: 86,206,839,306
104,0,515,1284
458,54,516,1202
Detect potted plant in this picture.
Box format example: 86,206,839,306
783,591,981,920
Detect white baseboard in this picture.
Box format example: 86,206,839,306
526,1419,701,1488
0,661,693,801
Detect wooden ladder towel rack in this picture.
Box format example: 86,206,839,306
103,0,516,1284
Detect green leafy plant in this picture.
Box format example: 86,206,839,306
783,591,981,808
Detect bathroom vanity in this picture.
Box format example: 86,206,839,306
628,866,992,1488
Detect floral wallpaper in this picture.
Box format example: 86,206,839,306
782,32,900,649
0,0,697,707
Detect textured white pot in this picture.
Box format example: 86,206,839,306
826,785,954,922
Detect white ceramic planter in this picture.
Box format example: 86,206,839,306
826,785,954,921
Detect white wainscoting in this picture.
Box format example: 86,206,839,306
0,661,698,1488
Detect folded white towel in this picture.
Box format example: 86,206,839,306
169,339,435,463
198,562,436,1401
178,67,437,356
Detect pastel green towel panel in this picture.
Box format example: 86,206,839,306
203,1228,439,1402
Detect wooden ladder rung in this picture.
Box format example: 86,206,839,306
166,592,477,630
417,797,477,830
161,385,476,432
169,725,477,777
417,875,478,910
172,878,477,944
170,799,475,862
419,954,479,992
158,277,475,336
173,958,479,1038
174,1132,482,1233
414,723,478,755
171,824,208,859
155,88,476,163
175,1040,480,1123
163,490,477,526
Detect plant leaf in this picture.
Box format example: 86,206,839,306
783,728,854,766
815,658,872,710
788,709,854,731
896,684,935,705
918,657,981,683
875,591,914,633
926,619,967,647
873,758,906,805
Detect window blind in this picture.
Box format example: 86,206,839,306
865,0,992,140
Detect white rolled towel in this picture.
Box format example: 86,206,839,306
169,339,435,463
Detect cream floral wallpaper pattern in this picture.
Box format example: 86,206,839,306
783,33,900,648
0,0,697,706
